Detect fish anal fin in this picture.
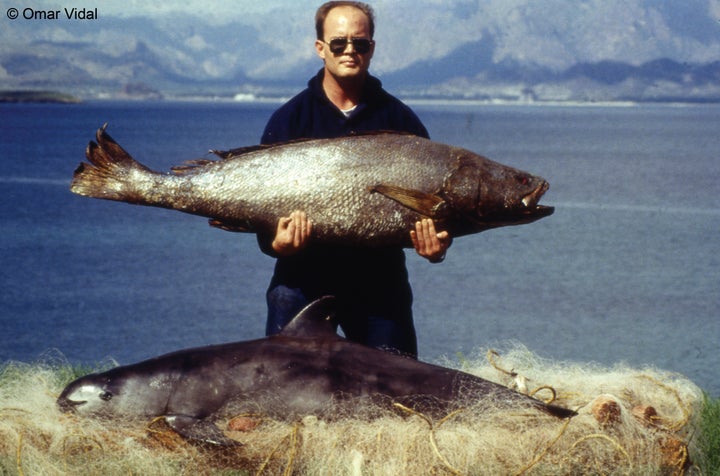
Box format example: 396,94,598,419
370,184,448,218
164,415,241,447
209,219,253,233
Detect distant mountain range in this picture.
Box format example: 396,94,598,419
2,2,719,103
384,40,720,103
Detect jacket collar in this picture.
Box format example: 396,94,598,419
308,69,385,112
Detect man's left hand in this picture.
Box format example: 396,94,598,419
410,218,452,263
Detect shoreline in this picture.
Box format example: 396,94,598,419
5,92,720,109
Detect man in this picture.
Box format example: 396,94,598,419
259,1,451,358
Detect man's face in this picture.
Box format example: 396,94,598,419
315,6,374,80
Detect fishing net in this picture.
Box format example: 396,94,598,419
0,344,706,475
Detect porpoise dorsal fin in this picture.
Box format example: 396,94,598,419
279,296,339,338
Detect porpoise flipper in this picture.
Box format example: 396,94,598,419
164,415,241,446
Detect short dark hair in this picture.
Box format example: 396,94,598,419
315,1,375,40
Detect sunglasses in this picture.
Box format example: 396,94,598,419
323,37,374,55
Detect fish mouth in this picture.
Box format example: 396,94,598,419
523,204,555,218
57,397,86,413
521,181,549,210
474,180,553,227
512,181,554,220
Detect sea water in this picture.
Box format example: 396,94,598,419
1,101,718,396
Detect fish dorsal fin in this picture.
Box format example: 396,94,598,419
211,137,329,159
169,145,277,175
212,132,417,159
210,144,273,159
171,159,217,174
279,296,339,338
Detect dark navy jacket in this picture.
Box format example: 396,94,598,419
261,70,428,144
259,70,429,314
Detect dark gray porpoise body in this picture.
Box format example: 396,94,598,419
58,298,575,445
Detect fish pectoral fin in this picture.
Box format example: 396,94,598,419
370,184,447,218
164,415,241,446
208,218,253,233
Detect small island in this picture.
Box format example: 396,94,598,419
0,90,81,104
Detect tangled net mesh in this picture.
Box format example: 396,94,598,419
0,344,705,475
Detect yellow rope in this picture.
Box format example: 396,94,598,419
255,433,285,475
514,417,572,475
635,374,691,431
255,422,301,476
283,423,300,476
437,408,465,428
487,349,517,377
672,442,688,476
488,350,560,405
393,403,465,476
570,433,630,461
16,432,24,476
529,385,557,404
60,431,106,473
0,407,31,417
142,415,188,449
61,431,105,454
145,416,170,435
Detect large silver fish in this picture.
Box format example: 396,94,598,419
71,125,553,246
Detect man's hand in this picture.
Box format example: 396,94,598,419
272,210,312,256
410,218,452,263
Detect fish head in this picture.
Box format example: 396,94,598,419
479,169,552,215
57,368,171,417
452,155,554,231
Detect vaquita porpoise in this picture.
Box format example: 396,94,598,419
57,297,575,446
70,125,553,246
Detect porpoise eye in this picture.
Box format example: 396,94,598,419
99,391,113,401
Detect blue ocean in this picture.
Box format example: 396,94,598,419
1,101,718,396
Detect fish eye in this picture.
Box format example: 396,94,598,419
517,175,530,186
99,391,113,401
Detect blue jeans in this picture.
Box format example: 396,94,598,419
266,284,418,358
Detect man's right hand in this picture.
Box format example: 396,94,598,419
271,210,312,256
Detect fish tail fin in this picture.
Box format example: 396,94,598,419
71,124,153,201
